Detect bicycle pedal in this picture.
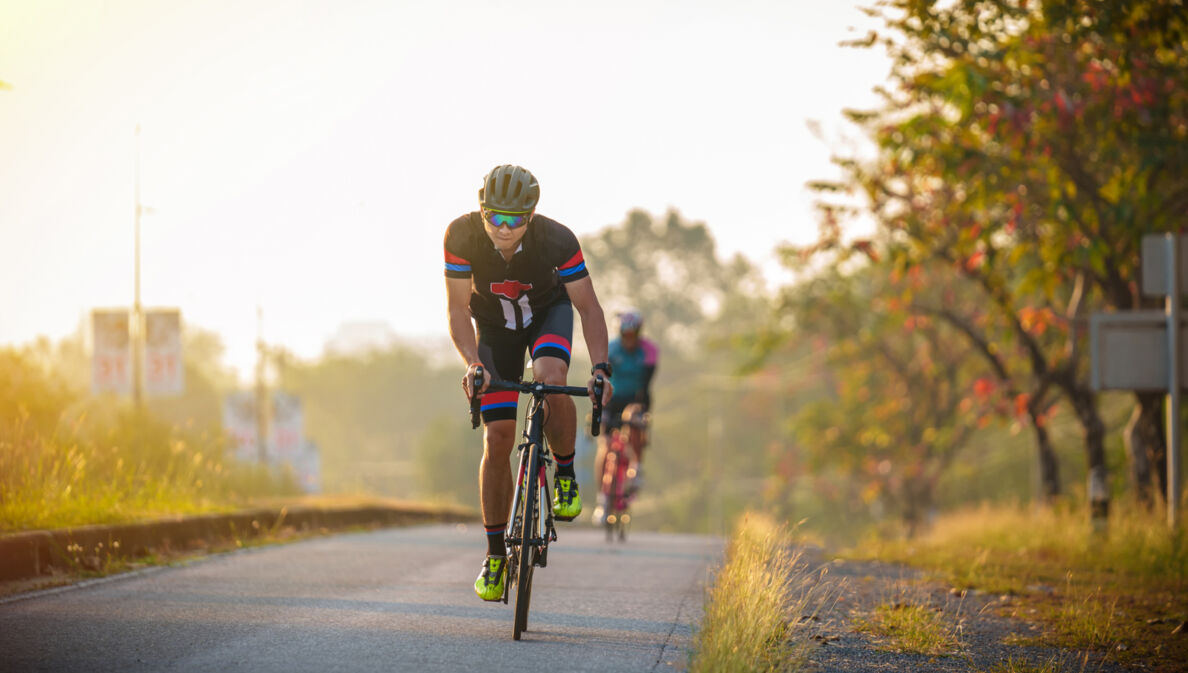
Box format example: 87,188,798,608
537,547,548,568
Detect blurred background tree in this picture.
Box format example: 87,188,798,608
794,0,1188,524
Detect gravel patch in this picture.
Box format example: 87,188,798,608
792,547,1135,673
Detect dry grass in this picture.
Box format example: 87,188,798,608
852,502,1188,669
1,350,299,532
853,600,961,655
979,656,1066,673
690,512,822,673
0,412,295,532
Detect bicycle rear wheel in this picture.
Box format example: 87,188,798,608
513,446,539,641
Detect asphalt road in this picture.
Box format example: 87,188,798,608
0,524,721,673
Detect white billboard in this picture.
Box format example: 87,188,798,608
145,308,184,396
223,391,260,462
92,309,131,394
270,392,304,462
221,390,320,493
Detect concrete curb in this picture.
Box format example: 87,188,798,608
0,504,478,582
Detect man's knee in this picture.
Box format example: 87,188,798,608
532,356,569,386
483,420,516,457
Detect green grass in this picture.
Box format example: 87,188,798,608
690,513,820,673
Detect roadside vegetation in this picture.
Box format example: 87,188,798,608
0,348,297,532
690,513,820,673
853,503,1188,667
981,659,1065,673
853,600,961,656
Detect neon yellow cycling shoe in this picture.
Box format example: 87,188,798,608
474,555,507,602
553,476,582,521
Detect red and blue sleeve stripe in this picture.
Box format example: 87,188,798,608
557,250,586,278
445,250,471,274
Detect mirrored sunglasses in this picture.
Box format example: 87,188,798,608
483,209,531,230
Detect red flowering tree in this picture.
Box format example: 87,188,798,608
804,0,1188,513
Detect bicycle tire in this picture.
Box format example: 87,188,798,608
603,450,618,542
521,546,535,631
513,445,538,641
521,480,540,632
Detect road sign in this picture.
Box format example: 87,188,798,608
1143,235,1188,296
1094,232,1183,528
1090,311,1187,392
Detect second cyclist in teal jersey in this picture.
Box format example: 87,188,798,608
593,310,658,522
444,164,614,602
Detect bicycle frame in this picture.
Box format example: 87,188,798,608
600,429,633,541
468,368,602,640
506,393,553,564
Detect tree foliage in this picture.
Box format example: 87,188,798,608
783,260,1005,533
581,209,769,353
798,0,1188,514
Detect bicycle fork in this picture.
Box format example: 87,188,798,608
506,445,557,552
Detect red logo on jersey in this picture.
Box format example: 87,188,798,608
490,280,534,300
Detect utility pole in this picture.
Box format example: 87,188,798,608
256,305,269,464
1166,234,1182,529
132,124,144,411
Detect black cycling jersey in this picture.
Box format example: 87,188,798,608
443,212,589,330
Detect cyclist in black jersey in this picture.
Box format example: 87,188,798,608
444,164,614,602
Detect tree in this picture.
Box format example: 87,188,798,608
781,259,1003,535
277,345,460,495
809,0,1188,516
580,209,785,533
581,209,768,354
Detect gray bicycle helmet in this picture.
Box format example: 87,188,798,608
479,164,540,213
619,309,643,332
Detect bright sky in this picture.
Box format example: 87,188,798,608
0,0,887,378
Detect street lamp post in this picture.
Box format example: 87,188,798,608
132,124,144,410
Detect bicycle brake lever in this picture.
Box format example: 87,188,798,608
591,376,604,437
469,366,484,429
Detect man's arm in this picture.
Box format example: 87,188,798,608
637,338,659,408
446,277,485,395
564,276,613,404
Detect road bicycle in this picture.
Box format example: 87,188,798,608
597,407,648,543
469,366,603,641
598,429,633,542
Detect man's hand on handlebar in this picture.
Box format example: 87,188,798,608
464,362,489,400
587,374,613,407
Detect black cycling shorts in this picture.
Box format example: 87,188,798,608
602,398,650,432
476,299,573,424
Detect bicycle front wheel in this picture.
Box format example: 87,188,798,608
513,445,539,641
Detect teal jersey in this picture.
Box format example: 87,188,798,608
608,337,659,403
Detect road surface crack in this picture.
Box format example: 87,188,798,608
652,586,690,671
